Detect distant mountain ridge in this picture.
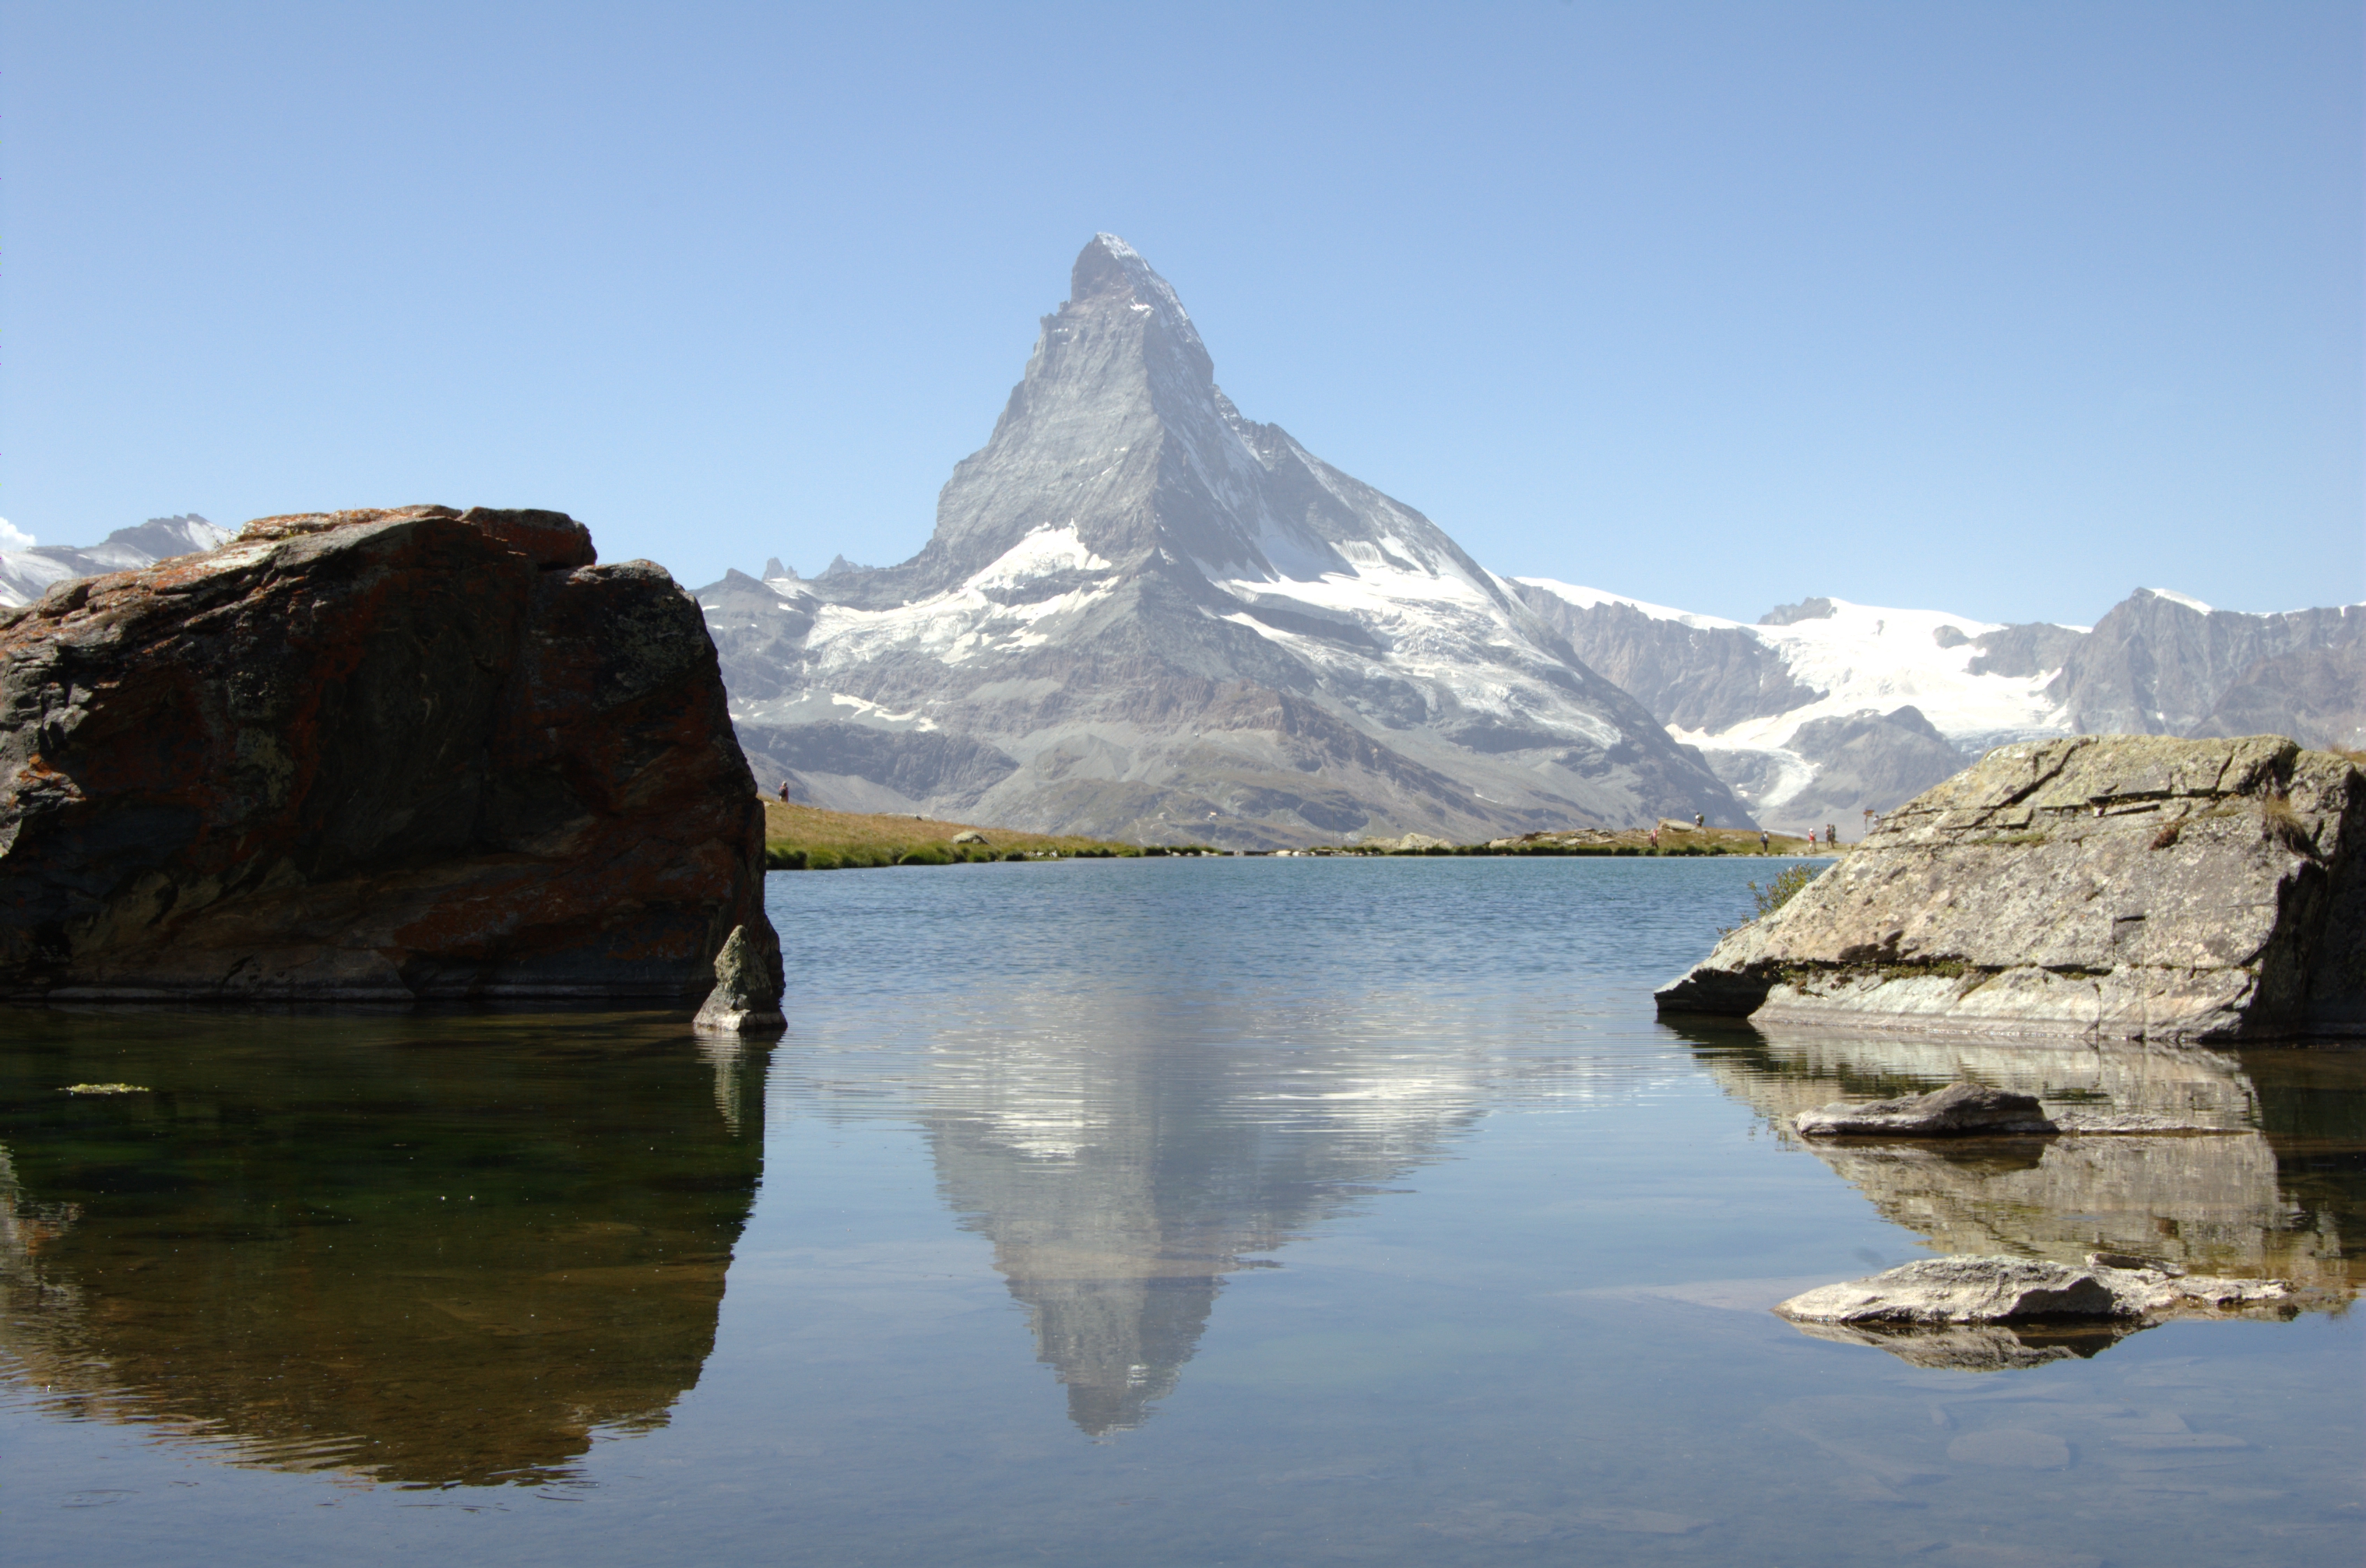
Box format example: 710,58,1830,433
700,235,1744,849
1517,580,2364,831
0,515,231,607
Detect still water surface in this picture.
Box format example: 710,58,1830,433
4,858,2361,1564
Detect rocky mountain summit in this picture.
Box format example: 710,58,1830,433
0,505,779,1018
701,235,1744,849
1655,734,2364,1041
0,515,232,607
1519,582,2364,834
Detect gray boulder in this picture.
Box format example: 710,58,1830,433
1781,1256,2120,1325
1793,1081,2055,1137
694,924,786,1035
1656,734,2366,1041
1775,1253,2290,1328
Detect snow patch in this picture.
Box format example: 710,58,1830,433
828,693,940,732
2143,588,2214,614
966,526,1111,591
1517,578,1742,631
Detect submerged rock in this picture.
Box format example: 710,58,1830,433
1794,1081,2055,1137
1776,1253,2291,1334
1789,1079,2234,1137
0,505,781,1015
1655,734,2366,1041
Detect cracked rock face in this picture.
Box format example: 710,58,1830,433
0,506,780,1007
1655,734,2365,1041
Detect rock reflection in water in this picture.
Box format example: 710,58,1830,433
1684,1023,2363,1287
0,1011,764,1485
912,995,1507,1436
1786,1318,2138,1371
1677,1021,2366,1365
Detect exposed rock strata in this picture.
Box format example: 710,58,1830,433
0,505,780,1011
1656,735,2365,1040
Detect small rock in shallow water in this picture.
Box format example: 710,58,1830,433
694,923,786,1035
1778,1256,2122,1324
1774,1253,2294,1352
1794,1081,2056,1137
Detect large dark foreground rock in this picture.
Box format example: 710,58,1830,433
0,505,781,1017
1656,735,2365,1041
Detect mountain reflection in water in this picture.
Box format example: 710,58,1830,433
911,993,1514,1436
1677,1020,2366,1363
0,1011,765,1485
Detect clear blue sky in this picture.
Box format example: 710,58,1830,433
3,2,2357,626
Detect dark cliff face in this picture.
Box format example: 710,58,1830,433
705,236,1749,846
2050,591,2366,748
0,505,778,1004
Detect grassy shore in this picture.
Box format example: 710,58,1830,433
1311,820,1816,858
761,801,1215,870
761,800,1812,870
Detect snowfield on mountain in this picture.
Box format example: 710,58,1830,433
699,234,1746,849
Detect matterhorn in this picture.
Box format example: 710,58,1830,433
699,235,1744,847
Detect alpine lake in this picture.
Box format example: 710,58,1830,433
4,856,2361,1566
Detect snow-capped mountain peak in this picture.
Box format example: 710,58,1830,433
1513,576,2362,830
0,515,231,609
698,237,1744,847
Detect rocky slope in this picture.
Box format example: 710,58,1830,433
0,515,232,607
1518,582,2365,835
2054,589,2365,746
0,505,779,1011
1654,734,2365,1041
700,235,1744,849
